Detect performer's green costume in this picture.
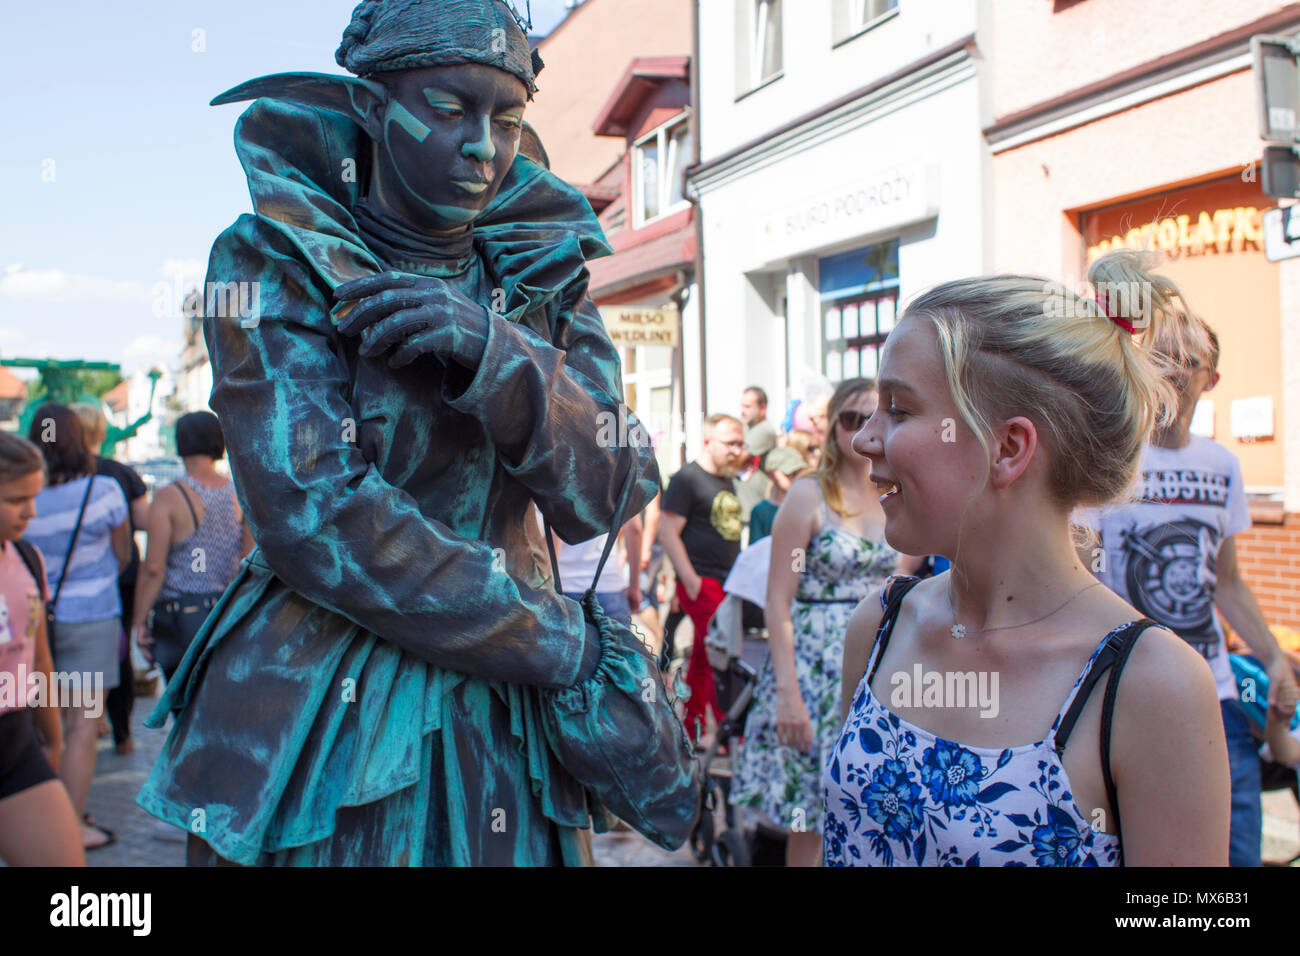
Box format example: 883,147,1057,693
136,0,664,865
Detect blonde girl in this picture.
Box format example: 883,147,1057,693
824,251,1229,866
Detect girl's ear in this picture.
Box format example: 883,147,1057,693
989,415,1038,490
212,72,388,141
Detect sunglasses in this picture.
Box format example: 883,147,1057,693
836,410,869,432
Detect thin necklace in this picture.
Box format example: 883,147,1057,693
947,580,1102,640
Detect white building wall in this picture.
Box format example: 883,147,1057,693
115,369,174,462
692,50,987,418
697,0,979,162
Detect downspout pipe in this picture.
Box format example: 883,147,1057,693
688,0,707,423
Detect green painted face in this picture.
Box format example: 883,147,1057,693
372,63,526,232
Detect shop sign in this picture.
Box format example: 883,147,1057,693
1085,206,1266,262
599,304,680,347
1262,206,1300,262
755,161,934,262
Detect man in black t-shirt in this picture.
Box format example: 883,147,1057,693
660,413,745,742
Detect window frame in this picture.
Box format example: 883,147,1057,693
833,0,899,48
631,112,692,229
752,0,784,89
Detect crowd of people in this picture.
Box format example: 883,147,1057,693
637,249,1300,867
0,408,249,864
3,250,1300,867
5,245,1300,868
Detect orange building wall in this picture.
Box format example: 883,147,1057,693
1080,176,1283,488
525,0,694,186
994,69,1264,278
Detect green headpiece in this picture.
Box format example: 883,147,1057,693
336,0,543,97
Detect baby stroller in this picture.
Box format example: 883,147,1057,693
689,537,788,866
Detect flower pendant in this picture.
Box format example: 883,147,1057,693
950,623,966,640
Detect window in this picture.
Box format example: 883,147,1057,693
851,0,897,29
753,0,783,87
833,0,898,45
633,116,691,227
820,240,899,383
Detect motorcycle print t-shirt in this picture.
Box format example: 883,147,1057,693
1075,437,1251,701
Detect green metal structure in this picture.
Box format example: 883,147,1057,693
1,358,162,456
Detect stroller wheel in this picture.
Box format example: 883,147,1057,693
710,827,749,867
690,799,715,863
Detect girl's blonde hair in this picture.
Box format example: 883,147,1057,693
71,402,108,449
905,248,1208,509
785,429,815,461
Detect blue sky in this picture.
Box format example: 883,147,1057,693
0,0,575,379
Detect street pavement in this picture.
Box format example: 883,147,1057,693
51,687,1300,867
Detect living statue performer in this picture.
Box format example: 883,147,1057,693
136,0,683,866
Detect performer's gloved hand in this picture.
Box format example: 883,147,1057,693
333,272,490,370
576,620,602,684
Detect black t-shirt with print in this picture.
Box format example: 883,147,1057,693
662,461,742,582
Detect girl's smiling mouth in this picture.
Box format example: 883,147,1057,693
873,476,901,502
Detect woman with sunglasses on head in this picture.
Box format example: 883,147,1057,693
731,378,922,866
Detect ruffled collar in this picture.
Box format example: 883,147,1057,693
229,97,611,341
351,197,476,276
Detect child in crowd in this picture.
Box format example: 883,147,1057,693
0,432,84,865
826,250,1229,866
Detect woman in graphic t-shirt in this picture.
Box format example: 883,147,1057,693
0,431,84,865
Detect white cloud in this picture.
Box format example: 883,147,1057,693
122,333,181,371
0,263,149,303
158,258,206,287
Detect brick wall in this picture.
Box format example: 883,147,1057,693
1236,519,1300,629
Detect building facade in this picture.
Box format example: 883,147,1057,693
529,0,696,475
988,0,1300,625
687,0,990,452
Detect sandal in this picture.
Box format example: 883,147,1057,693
82,814,118,852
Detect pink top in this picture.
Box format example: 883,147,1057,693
0,540,49,715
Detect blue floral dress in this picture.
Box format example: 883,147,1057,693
823,577,1127,866
731,494,896,833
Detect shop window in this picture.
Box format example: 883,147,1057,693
820,240,899,384
633,116,691,228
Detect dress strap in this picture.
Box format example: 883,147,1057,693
174,479,201,534
864,574,923,686
1052,619,1156,751
1052,617,1160,859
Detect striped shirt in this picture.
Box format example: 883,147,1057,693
24,474,128,623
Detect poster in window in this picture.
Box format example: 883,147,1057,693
843,347,860,379
861,344,879,379
825,306,841,342
878,295,896,334
826,349,842,382
842,302,859,339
